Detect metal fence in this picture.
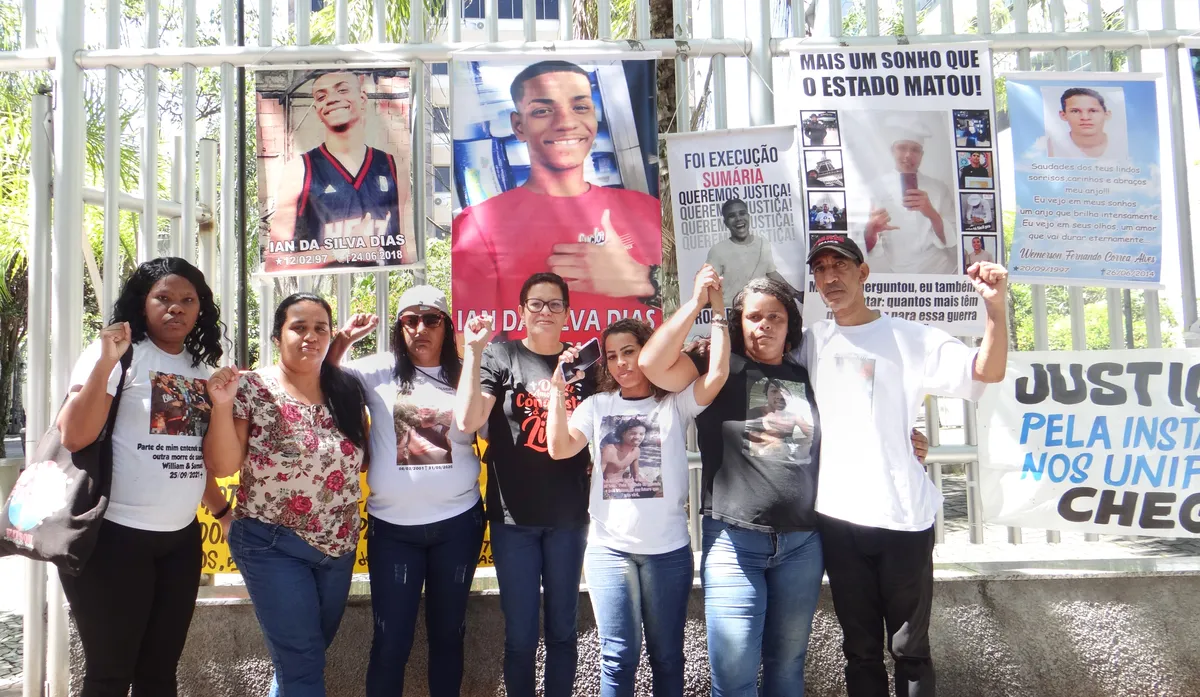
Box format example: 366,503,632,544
5,0,1198,695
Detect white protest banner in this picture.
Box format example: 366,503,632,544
980,350,1200,537
664,126,805,338
791,44,997,336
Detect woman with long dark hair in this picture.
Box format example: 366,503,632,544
325,285,486,697
58,257,228,696
203,292,368,697
544,265,730,697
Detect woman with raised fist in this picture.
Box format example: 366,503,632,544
57,257,227,697
203,292,368,697
325,285,486,697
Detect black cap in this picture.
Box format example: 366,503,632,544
806,233,864,265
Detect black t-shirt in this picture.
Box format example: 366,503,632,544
480,340,595,527
694,353,821,533
960,165,990,183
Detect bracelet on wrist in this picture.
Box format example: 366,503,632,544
711,317,729,328
211,502,233,520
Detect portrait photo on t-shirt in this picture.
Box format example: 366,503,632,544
599,415,663,500
832,355,876,411
149,372,211,437
393,387,456,469
742,377,814,463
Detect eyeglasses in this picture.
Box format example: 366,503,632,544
399,313,444,329
524,299,566,314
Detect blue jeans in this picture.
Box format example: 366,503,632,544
490,523,588,697
364,501,486,697
228,517,355,697
583,543,694,697
701,516,824,697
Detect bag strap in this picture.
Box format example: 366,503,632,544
98,347,134,442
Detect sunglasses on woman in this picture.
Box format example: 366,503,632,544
399,313,444,329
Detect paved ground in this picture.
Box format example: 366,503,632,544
2,463,1198,688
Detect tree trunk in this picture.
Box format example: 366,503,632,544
0,260,29,458
650,0,680,313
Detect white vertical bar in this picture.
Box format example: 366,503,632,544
22,91,51,697
336,0,349,44
964,400,984,543
221,0,237,361
711,0,726,129
524,0,536,40
259,0,273,45
925,397,944,544
49,0,86,693
747,0,772,126
198,139,218,279
374,0,387,41
296,0,310,45
559,0,571,40
337,275,351,327
1044,0,1067,545
903,0,917,34
1163,2,1197,343
636,0,650,39
830,0,843,38
103,0,122,313
943,0,955,36
142,0,160,263
673,0,689,133
865,0,880,36
182,0,198,263
790,0,800,37
598,0,612,39
376,273,390,353
1145,292,1163,347
449,0,461,42
486,0,499,41
22,0,34,47
975,0,987,33
1009,0,1030,548
169,135,183,258
260,280,275,367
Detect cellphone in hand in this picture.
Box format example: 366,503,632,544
560,338,602,384
900,172,918,193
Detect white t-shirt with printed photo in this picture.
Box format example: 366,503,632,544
569,383,705,555
798,314,985,532
69,340,214,532
342,353,482,526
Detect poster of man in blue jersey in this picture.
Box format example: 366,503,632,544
256,67,416,274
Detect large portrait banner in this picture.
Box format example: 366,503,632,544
791,44,997,336
255,67,417,275
450,54,663,342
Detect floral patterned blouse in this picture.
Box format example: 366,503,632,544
232,370,365,557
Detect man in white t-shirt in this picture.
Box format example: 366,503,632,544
796,233,1009,697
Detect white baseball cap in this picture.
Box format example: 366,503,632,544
397,285,449,317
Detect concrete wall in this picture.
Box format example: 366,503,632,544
69,572,1200,697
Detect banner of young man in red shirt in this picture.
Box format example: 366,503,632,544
450,55,663,341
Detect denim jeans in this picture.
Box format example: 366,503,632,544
583,543,694,697
364,501,486,697
228,517,355,697
490,523,588,697
700,516,824,697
